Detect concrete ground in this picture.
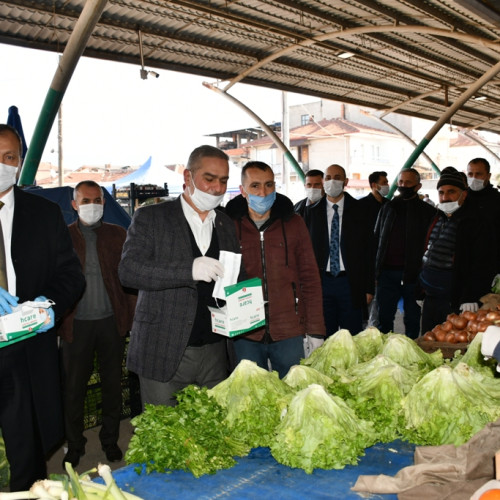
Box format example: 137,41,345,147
47,418,135,477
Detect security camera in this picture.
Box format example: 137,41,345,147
140,68,148,80
148,71,160,79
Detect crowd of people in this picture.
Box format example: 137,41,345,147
0,121,498,491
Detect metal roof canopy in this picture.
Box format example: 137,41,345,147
2,0,500,136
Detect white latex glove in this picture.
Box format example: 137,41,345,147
303,335,324,358
459,302,478,313
192,256,224,283
416,300,423,308
481,325,500,359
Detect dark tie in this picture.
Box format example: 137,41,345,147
0,201,7,290
329,203,340,277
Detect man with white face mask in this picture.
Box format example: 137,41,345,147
58,181,137,468
293,169,324,217
358,170,389,232
119,145,242,407
419,167,497,333
0,125,84,490
302,164,375,336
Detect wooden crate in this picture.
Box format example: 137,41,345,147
415,337,468,359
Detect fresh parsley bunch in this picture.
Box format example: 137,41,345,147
125,385,249,477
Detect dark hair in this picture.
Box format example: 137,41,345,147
306,169,324,179
0,124,22,156
468,157,490,173
241,161,273,183
399,167,421,183
368,171,387,185
73,180,104,200
186,145,228,174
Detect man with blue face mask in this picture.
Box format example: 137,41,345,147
374,168,435,339
419,167,497,333
225,161,325,377
58,181,137,469
119,145,242,406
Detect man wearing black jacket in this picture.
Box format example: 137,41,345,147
420,167,497,333
374,168,435,338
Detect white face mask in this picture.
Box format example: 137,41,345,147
323,179,344,198
437,200,460,215
189,173,224,212
438,192,464,216
377,185,389,197
78,203,104,225
0,162,18,193
467,176,486,192
305,187,323,204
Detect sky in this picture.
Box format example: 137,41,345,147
0,43,316,170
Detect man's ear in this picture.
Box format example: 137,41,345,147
71,200,78,211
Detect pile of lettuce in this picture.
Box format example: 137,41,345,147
126,328,500,477
270,384,376,473
208,360,292,448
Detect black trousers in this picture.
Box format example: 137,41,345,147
62,316,125,450
0,342,46,490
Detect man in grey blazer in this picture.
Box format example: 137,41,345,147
119,145,241,406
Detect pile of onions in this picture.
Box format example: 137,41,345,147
422,309,500,344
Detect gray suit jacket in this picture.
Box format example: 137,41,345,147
118,197,241,382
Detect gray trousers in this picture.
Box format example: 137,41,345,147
139,340,228,407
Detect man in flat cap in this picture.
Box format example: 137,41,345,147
419,167,497,333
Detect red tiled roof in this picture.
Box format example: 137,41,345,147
241,118,396,148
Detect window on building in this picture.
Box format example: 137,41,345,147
301,114,309,126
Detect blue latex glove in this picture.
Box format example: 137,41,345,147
0,287,19,315
34,295,55,332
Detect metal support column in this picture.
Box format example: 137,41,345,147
19,0,108,186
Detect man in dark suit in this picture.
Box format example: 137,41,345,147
0,124,85,490
119,145,241,407
303,164,375,336
293,169,324,217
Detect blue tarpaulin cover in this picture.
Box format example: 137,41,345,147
24,186,131,228
109,442,415,499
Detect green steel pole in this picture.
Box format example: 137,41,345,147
19,0,109,186
387,59,500,199
202,82,305,182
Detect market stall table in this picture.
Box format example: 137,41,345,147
108,441,415,499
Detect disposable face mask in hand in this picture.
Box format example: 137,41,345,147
78,203,104,225
0,162,18,192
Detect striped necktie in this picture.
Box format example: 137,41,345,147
0,201,7,290
329,203,340,276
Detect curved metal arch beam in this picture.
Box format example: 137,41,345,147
202,82,305,182
222,25,500,92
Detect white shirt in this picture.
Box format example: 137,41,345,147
326,195,345,272
0,188,16,295
180,194,216,255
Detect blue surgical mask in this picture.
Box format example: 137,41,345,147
247,191,276,215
